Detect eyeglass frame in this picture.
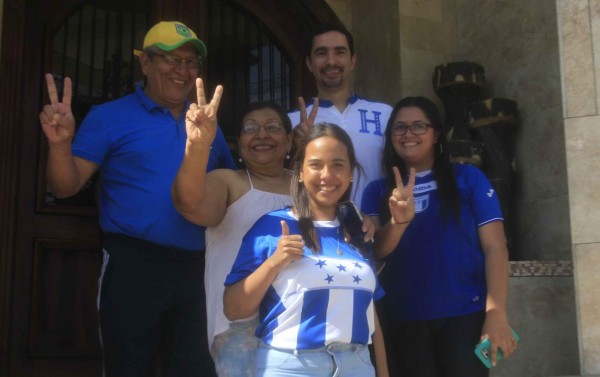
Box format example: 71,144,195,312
148,51,202,69
241,122,285,135
390,121,433,136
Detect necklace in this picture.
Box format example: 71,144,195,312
336,226,343,255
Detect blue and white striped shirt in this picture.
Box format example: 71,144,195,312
226,208,384,350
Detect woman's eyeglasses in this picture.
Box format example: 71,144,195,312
241,123,284,134
391,122,432,136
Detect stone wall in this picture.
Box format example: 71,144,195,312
492,264,580,376
557,1,600,373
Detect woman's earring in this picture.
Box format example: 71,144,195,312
286,153,290,160
299,177,303,183
350,176,354,182
238,157,243,163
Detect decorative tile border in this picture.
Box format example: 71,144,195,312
509,261,573,277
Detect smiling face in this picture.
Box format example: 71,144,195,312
139,43,199,117
238,108,292,170
306,31,356,92
300,136,352,220
391,106,439,172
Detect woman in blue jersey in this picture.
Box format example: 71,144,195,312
361,97,517,377
223,123,414,377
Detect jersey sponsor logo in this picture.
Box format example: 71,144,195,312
487,189,495,198
357,109,384,136
414,194,429,213
413,181,437,194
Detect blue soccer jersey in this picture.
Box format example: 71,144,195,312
361,164,503,321
288,95,392,205
226,208,384,350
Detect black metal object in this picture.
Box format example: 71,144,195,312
433,62,518,255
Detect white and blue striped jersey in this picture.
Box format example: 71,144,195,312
288,95,392,204
225,208,384,350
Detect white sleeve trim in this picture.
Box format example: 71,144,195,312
477,218,504,227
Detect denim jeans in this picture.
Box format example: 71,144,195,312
255,342,375,377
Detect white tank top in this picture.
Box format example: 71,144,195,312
205,170,292,347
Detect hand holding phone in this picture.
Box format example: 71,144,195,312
474,328,520,368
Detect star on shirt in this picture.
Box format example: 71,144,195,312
353,275,362,284
336,264,347,272
325,274,334,284
354,262,363,269
315,260,327,268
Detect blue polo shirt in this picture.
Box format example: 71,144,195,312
361,164,503,321
72,85,236,251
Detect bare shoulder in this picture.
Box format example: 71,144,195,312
208,168,250,202
208,168,241,182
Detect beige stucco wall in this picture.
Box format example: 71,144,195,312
324,0,353,30
325,0,402,105
396,0,457,103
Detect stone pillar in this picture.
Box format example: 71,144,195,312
557,0,600,374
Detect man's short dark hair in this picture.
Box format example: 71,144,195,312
308,23,355,57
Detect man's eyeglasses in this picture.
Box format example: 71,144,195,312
151,52,202,69
391,122,432,136
241,123,284,134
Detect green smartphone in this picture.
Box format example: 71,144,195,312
474,328,520,368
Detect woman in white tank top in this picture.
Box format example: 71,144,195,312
173,101,295,377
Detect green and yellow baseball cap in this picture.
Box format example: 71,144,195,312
134,21,207,57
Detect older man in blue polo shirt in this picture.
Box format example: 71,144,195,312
39,21,234,377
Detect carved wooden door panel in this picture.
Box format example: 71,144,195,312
4,2,152,376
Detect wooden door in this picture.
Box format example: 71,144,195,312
0,1,338,376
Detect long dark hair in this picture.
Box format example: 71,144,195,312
291,123,358,253
382,97,459,222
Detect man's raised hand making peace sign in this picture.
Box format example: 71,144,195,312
185,78,224,146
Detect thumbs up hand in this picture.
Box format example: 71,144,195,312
267,221,305,271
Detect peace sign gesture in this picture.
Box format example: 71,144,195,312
388,166,416,225
292,97,319,152
185,78,223,146
39,73,75,145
